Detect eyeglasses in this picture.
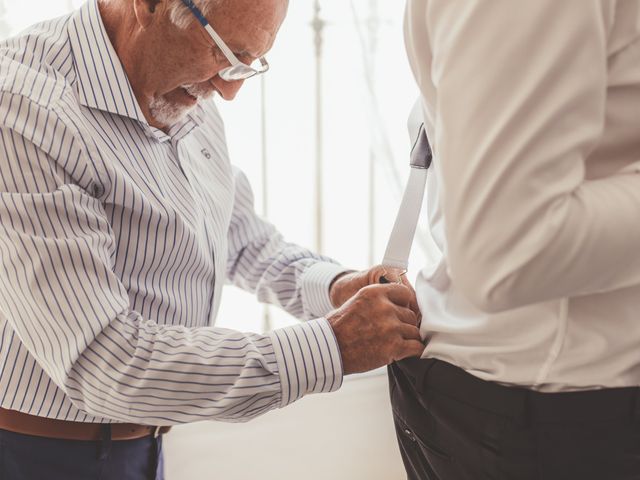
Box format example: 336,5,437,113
180,0,270,82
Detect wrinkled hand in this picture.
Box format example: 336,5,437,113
330,265,421,323
327,283,424,375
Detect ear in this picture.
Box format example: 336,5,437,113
133,0,164,29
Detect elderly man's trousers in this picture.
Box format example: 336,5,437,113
0,426,164,479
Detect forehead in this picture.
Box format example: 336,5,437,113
207,0,287,57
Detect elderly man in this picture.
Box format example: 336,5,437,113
391,1,640,479
0,0,423,478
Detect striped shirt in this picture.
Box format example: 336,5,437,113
0,0,346,425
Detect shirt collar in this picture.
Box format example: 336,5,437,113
68,0,147,124
68,0,207,143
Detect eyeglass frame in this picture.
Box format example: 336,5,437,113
179,0,270,82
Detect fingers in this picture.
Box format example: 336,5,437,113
378,282,413,307
377,266,405,284
395,340,425,361
367,265,393,284
396,306,419,327
398,323,422,341
329,271,361,309
398,274,419,305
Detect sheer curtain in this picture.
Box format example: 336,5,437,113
0,0,425,333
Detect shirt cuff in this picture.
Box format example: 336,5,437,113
301,262,351,318
269,318,344,408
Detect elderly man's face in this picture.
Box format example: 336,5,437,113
122,0,287,129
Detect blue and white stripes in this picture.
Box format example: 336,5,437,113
0,0,346,425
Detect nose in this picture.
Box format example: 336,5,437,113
211,76,245,101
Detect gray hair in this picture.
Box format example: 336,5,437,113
98,0,222,29
169,0,223,29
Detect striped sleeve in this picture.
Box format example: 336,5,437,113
226,167,351,319
269,318,343,407
0,102,342,425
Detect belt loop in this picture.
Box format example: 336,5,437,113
98,424,112,461
154,434,164,480
521,391,532,428
633,388,640,422
415,358,438,391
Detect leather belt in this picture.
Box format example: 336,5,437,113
0,408,171,441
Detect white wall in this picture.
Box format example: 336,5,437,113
164,372,406,480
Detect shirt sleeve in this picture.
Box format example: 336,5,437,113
417,0,640,313
0,99,342,426
226,167,351,319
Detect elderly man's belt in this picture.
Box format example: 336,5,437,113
0,408,171,441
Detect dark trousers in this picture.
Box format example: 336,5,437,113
0,425,164,480
389,358,640,480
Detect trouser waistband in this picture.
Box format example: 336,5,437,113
394,357,640,424
0,408,171,441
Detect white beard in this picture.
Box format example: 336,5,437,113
148,84,215,128
148,95,191,128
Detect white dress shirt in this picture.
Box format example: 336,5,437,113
0,0,347,425
405,0,640,391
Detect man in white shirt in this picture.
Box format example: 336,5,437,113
0,0,423,478
390,1,640,478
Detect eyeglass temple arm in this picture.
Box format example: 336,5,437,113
203,24,244,67
181,0,243,66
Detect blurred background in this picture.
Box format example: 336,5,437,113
0,1,428,478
